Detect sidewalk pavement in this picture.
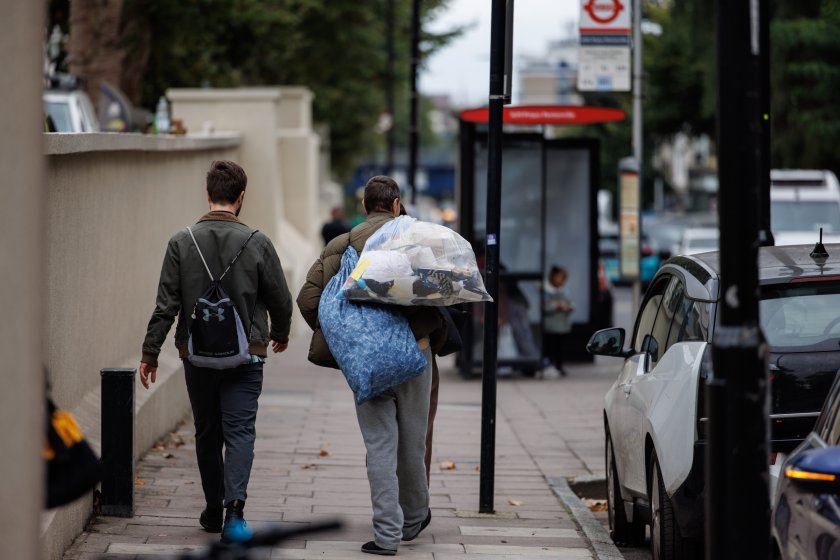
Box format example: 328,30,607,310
63,337,626,560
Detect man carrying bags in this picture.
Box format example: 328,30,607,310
297,176,445,555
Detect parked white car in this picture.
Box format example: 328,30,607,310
677,227,718,256
589,244,840,560
771,169,840,246
43,89,99,133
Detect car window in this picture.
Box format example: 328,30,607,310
633,276,671,353
647,277,682,369
45,100,73,132
760,282,840,350
771,200,840,233
668,297,710,346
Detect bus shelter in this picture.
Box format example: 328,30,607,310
457,105,626,377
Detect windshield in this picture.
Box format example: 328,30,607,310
687,237,717,249
771,200,840,233
760,282,840,349
45,100,73,132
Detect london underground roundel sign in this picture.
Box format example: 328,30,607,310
584,0,625,25
459,105,627,126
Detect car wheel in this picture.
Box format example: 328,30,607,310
606,431,645,545
649,450,696,560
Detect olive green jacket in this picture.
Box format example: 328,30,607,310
141,211,293,367
296,211,446,368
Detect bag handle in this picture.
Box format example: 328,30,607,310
186,227,259,281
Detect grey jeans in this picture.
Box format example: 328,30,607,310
355,345,433,550
183,360,263,507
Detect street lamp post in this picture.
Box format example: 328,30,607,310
408,0,420,204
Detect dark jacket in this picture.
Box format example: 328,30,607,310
141,211,293,367
297,211,446,368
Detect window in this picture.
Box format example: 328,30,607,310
647,278,683,369
668,298,710,347
760,281,840,349
771,200,840,233
633,276,671,352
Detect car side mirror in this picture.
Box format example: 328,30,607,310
587,328,629,358
785,447,840,494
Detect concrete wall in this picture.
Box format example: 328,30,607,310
0,1,46,559
41,132,242,559
168,88,323,334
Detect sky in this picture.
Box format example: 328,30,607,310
420,0,580,107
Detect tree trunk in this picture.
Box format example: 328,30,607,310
68,0,125,110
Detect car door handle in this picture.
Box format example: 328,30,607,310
622,384,632,396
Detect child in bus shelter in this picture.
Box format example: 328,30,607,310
543,266,574,377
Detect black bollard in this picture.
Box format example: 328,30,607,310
100,368,136,517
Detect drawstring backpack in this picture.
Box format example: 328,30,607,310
186,227,257,369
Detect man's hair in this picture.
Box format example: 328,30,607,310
206,160,247,204
363,176,400,213
550,265,567,277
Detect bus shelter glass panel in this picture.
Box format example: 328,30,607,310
545,146,592,324
473,137,544,273
471,136,545,371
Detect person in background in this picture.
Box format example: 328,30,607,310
321,206,351,245
543,266,574,376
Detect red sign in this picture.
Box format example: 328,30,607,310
583,0,624,25
459,105,627,126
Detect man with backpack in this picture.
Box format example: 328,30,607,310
297,176,446,556
139,160,293,544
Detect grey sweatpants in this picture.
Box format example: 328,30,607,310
183,360,263,507
355,345,433,550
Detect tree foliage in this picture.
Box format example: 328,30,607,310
643,0,840,175
53,0,461,178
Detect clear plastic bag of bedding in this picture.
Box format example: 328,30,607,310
339,216,492,306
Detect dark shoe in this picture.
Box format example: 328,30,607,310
199,506,223,533
361,541,397,556
221,499,253,544
402,509,432,541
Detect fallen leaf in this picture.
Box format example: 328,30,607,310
184,481,194,485
301,464,315,470
319,449,330,457
474,466,480,472
134,478,145,486
507,499,522,506
583,498,608,512
440,461,457,470
162,452,174,459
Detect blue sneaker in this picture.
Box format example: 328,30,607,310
221,500,253,544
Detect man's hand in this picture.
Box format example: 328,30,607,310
271,340,289,353
139,362,157,389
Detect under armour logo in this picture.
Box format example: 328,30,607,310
202,308,226,322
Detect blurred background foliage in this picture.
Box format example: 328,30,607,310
49,0,462,178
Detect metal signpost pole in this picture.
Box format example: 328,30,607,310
758,2,774,247
385,0,395,176
408,0,420,204
479,0,509,515
706,0,770,557
631,0,643,314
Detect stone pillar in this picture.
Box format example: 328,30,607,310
167,88,286,241
0,1,46,558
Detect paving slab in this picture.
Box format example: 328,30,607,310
62,336,628,559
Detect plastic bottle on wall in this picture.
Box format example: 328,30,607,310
154,96,170,135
